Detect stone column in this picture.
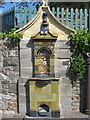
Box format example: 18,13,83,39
89,9,90,31
86,53,90,114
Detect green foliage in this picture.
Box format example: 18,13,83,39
68,29,90,80
69,29,90,55
0,29,22,45
0,32,6,40
69,54,86,80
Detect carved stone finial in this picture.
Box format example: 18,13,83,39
42,0,48,6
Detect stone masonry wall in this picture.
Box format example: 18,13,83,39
0,40,19,118
71,79,87,113
71,81,80,112
0,38,87,118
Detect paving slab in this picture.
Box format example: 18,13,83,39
1,118,89,120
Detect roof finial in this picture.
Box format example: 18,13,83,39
42,0,48,6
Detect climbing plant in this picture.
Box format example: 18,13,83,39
0,29,22,46
68,29,90,80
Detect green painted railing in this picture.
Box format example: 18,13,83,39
14,7,38,29
2,7,15,32
51,7,89,30
2,6,90,32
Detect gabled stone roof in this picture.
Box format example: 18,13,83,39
15,2,75,39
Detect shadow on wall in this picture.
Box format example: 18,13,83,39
25,80,30,116
80,79,87,113
26,39,34,77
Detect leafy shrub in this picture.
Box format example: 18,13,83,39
68,29,90,80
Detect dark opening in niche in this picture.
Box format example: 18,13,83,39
35,80,51,88
38,104,50,117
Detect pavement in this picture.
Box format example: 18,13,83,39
1,112,90,120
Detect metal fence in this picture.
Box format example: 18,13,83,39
2,6,90,32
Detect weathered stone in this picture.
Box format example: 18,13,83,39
3,66,14,71
3,58,10,67
10,93,16,96
2,89,8,95
19,78,27,83
9,84,17,95
20,39,33,49
19,85,26,95
21,59,32,68
0,110,3,119
55,49,71,58
61,85,72,96
55,68,67,77
55,59,62,68
55,40,70,49
20,48,32,59
0,99,8,110
0,73,9,81
10,57,19,66
19,105,26,114
2,95,12,100
0,94,2,100
8,99,17,111
0,100,7,110
21,67,32,78
2,50,8,57
8,71,19,83
3,110,15,117
72,95,80,100
0,52,3,63
2,83,9,89
0,80,2,94
13,66,19,71
19,95,26,104
2,80,10,85
0,40,3,46
8,50,18,57
0,51,2,58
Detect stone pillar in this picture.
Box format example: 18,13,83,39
86,53,90,114
18,38,33,115
20,39,33,78
89,9,90,31
54,40,72,117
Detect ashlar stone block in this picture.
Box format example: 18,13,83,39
21,67,32,78
20,48,32,59
20,39,33,49
20,59,32,68
55,68,67,77
19,84,26,95
19,95,26,104
55,49,71,59
55,40,70,49
19,105,26,114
